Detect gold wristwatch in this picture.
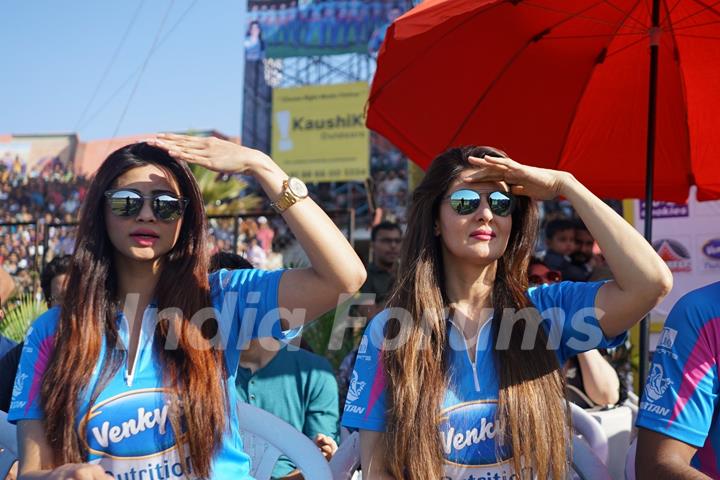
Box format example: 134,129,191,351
270,177,309,214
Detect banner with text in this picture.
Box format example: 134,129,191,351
271,82,369,182
245,0,413,59
632,188,720,349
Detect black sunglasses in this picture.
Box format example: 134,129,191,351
445,189,515,217
104,189,188,221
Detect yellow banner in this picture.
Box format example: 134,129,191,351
271,82,369,182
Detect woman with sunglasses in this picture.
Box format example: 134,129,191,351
9,137,366,479
342,146,672,479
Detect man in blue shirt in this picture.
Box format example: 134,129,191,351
636,281,720,479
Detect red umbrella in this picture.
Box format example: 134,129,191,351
368,0,720,203
367,0,720,387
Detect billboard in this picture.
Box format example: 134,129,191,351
0,142,31,169
0,135,77,177
245,0,414,59
271,82,369,182
631,188,720,348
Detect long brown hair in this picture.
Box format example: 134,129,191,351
383,146,569,479
41,143,226,477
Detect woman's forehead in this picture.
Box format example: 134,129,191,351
113,164,180,192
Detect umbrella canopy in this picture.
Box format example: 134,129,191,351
367,0,720,203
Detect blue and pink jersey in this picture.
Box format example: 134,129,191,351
342,281,625,480
8,268,286,480
637,281,720,477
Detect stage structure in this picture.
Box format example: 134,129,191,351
241,0,416,227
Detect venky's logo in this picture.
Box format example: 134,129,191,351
653,239,692,273
83,389,181,459
439,401,511,466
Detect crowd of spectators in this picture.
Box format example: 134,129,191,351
1,156,88,224
369,132,409,223
207,215,287,270
1,156,87,299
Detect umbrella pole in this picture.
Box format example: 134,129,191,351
639,0,661,393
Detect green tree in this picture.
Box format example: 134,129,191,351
0,294,47,342
189,164,260,215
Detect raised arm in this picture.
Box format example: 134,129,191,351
149,135,366,326
556,173,672,337
468,155,673,338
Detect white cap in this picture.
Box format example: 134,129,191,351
258,216,268,224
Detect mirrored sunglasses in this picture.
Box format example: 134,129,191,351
446,189,515,217
104,189,188,221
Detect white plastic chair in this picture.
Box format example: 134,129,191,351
570,402,609,465
625,437,638,480
329,431,361,480
237,402,332,480
571,435,612,480
624,391,639,426
588,405,634,479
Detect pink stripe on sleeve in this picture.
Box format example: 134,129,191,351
667,317,720,426
365,353,386,420
25,336,55,414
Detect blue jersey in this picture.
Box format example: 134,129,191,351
342,281,625,479
8,268,286,480
636,281,720,478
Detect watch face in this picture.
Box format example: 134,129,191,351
288,177,308,198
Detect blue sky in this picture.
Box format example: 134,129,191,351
0,0,247,140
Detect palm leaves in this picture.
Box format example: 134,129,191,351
189,164,260,215
0,294,47,342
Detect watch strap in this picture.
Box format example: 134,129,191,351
270,180,299,214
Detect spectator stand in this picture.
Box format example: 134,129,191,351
42,222,78,268
0,221,42,298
